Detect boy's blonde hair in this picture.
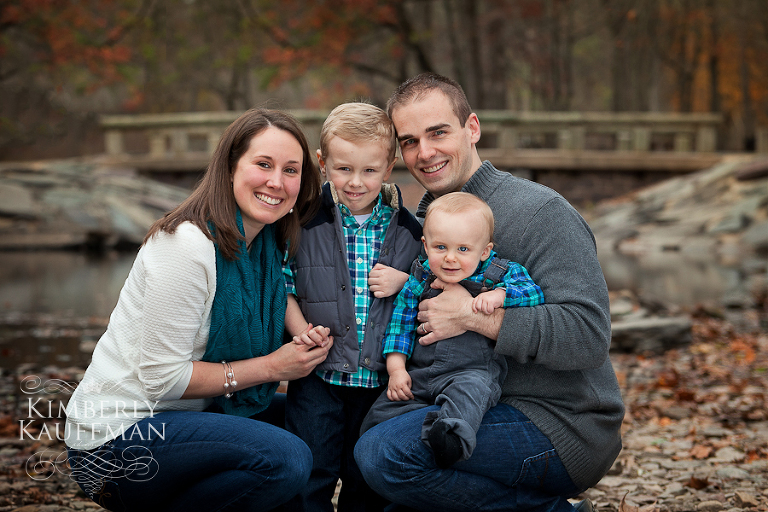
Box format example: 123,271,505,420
319,102,397,161
424,192,494,242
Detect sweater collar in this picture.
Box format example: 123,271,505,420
415,160,503,219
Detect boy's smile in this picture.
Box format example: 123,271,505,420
318,137,396,216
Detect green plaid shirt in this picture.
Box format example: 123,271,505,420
284,193,394,388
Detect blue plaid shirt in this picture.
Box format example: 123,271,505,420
284,193,394,387
383,251,544,357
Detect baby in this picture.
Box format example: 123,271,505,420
361,192,544,468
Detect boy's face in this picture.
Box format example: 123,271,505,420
318,137,396,216
422,209,493,284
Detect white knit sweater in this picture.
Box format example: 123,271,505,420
65,222,217,450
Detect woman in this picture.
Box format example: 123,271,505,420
64,109,330,511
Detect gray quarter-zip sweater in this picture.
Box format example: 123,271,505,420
416,161,624,490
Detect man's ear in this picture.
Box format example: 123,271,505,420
467,113,481,145
480,241,493,261
316,149,326,178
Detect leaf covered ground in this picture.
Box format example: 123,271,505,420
0,311,766,511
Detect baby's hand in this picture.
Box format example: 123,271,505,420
472,288,506,315
386,369,413,402
293,323,332,347
368,263,409,298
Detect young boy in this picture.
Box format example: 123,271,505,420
282,102,423,512
360,192,545,469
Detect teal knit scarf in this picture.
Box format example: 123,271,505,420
202,210,286,417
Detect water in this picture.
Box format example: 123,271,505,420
0,250,135,369
0,251,135,318
0,249,762,370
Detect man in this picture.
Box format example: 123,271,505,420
354,73,624,512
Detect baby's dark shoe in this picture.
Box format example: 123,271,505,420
428,421,463,468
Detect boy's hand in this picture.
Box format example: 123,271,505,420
293,323,332,347
386,369,414,401
472,288,506,315
368,263,409,298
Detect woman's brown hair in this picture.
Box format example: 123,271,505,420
144,108,321,260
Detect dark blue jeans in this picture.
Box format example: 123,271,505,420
354,404,581,512
284,373,388,512
67,400,310,512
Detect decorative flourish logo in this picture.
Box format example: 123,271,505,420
67,446,159,496
25,449,71,481
20,375,79,395
17,374,164,484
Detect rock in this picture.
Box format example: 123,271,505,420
714,466,750,480
697,500,724,512
662,406,691,420
733,491,759,508
610,316,692,353
0,161,189,250
741,220,768,253
0,182,36,217
712,447,746,463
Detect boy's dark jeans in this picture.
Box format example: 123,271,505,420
284,373,388,512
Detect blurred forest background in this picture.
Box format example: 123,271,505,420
1,0,768,161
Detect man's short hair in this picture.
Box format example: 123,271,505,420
319,102,396,161
423,192,494,242
386,73,472,127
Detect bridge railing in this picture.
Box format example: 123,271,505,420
100,110,751,172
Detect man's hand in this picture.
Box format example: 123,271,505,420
417,280,505,345
369,263,409,298
416,280,473,345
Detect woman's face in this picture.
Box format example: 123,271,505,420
231,127,303,242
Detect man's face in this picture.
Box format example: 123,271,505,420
390,90,481,197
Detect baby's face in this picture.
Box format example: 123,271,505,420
422,209,493,284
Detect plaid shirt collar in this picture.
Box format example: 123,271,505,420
327,182,395,225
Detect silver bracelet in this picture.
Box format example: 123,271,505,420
221,361,238,398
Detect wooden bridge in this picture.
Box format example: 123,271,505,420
99,109,767,204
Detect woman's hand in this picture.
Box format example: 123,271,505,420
266,337,333,381
183,338,333,399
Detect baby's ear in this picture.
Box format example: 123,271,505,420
480,242,493,261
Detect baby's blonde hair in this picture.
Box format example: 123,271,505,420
319,102,397,161
423,192,494,242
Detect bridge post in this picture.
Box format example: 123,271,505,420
104,130,124,156
673,133,691,152
696,126,717,152
558,127,584,150
171,130,188,156
617,130,631,151
207,131,220,155
148,131,166,157
757,127,768,153
632,128,650,151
